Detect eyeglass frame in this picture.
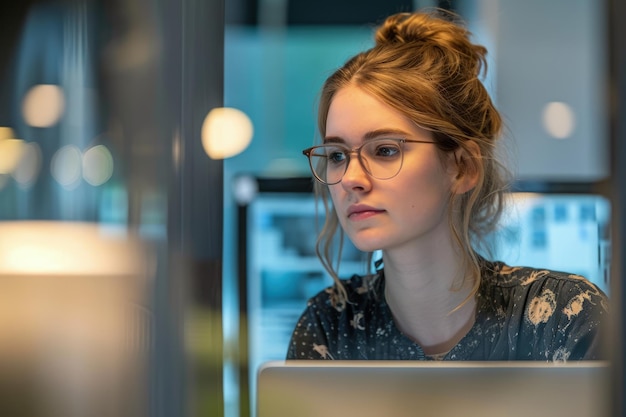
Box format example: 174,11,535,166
302,138,436,185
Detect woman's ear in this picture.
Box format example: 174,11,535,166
450,141,481,195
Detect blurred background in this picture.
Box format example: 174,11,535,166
0,0,624,416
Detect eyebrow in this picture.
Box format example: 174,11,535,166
324,128,411,144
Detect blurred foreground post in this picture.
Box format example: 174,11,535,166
0,221,152,417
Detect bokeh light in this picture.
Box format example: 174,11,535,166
22,84,66,128
12,142,42,188
233,175,259,205
51,145,82,189
542,101,576,139
0,127,15,140
201,107,253,159
0,139,25,174
82,145,114,186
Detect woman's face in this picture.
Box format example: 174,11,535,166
325,85,458,255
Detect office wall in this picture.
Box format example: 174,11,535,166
489,0,608,181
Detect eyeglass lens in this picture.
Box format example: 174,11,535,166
308,139,405,184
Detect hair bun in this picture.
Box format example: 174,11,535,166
375,10,464,45
375,12,428,45
374,10,488,78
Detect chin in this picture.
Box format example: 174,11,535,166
348,237,385,253
344,228,390,253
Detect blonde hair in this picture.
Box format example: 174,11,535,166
315,9,510,305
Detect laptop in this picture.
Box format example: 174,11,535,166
257,360,610,417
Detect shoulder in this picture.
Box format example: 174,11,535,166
484,260,605,293
288,272,385,360
305,272,382,314
476,260,608,360
307,274,381,316
481,260,609,321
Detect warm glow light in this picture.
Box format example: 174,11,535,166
542,101,575,139
82,145,114,186
201,107,253,159
12,142,42,187
22,84,66,128
0,127,15,140
0,221,152,412
0,139,25,174
0,221,149,276
51,145,82,188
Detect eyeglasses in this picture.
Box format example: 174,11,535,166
302,138,435,185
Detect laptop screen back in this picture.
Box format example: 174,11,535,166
257,361,609,417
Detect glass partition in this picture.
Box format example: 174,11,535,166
0,1,225,417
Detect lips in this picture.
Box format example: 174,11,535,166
347,204,385,220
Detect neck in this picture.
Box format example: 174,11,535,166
382,246,478,355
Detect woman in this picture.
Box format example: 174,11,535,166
287,9,608,361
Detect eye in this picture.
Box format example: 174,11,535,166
370,142,401,158
326,147,347,164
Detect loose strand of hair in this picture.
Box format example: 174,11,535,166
315,186,349,305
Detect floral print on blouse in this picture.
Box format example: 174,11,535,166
286,260,608,361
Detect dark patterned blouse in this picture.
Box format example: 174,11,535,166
286,260,609,361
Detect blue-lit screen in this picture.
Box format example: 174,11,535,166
243,190,610,412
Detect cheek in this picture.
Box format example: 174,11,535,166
402,157,454,194
397,163,454,213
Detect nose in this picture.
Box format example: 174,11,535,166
340,154,372,191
